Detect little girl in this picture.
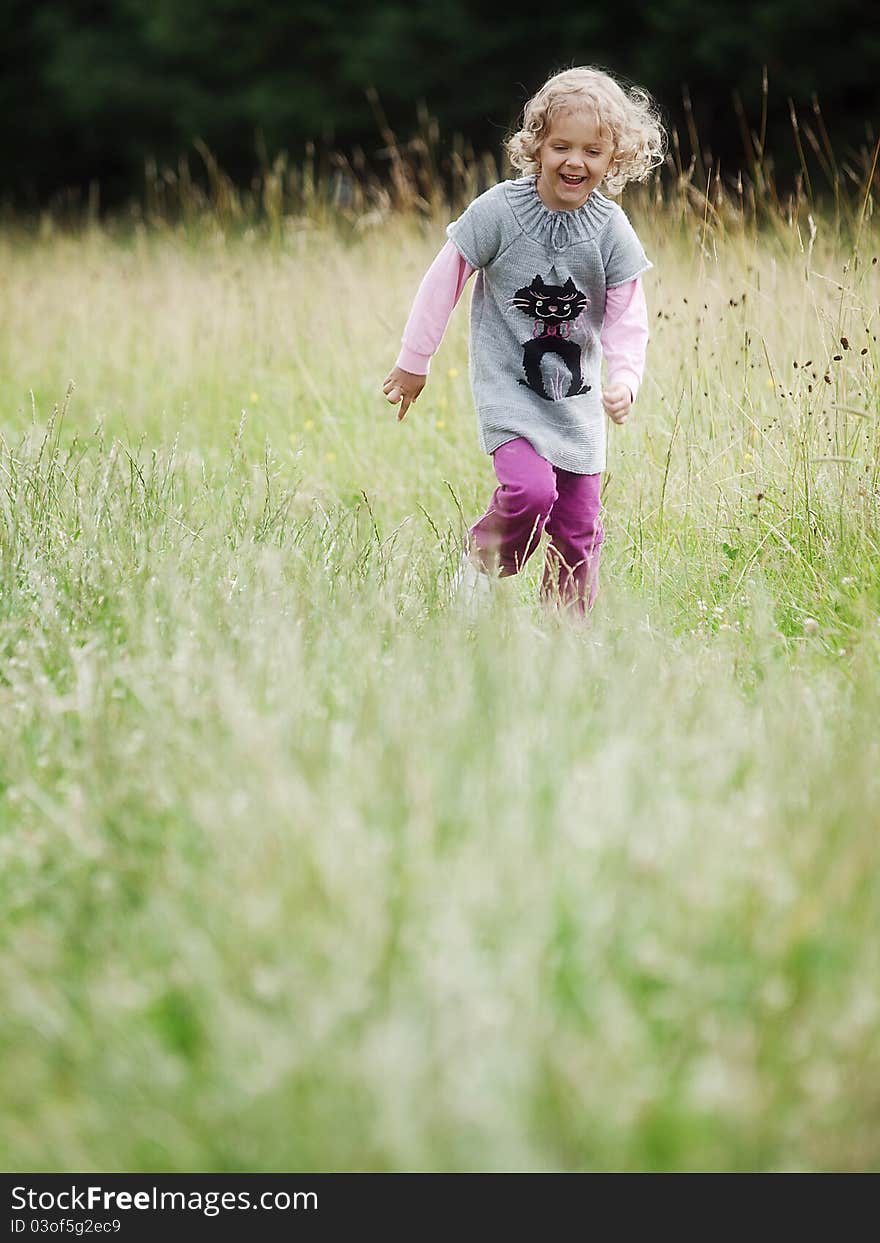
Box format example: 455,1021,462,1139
382,66,666,617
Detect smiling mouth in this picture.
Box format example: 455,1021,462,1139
560,175,586,185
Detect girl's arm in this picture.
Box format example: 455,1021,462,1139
395,240,476,375
601,276,649,403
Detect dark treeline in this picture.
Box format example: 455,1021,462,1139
2,0,878,211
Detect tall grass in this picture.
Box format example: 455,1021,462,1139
1,98,879,1171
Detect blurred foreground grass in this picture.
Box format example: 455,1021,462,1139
0,183,879,1170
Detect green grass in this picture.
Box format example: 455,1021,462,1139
1,200,879,1171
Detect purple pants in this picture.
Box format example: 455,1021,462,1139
467,437,604,615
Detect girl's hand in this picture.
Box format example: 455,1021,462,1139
382,366,426,422
602,382,633,425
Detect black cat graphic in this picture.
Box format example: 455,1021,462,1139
510,275,591,400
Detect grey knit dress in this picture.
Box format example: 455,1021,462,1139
446,174,651,474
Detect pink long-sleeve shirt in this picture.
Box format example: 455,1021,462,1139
395,239,648,402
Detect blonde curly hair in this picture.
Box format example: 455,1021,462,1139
504,66,667,196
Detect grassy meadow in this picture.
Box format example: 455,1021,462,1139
1,146,879,1171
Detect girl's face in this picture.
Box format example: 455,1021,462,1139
535,110,616,211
